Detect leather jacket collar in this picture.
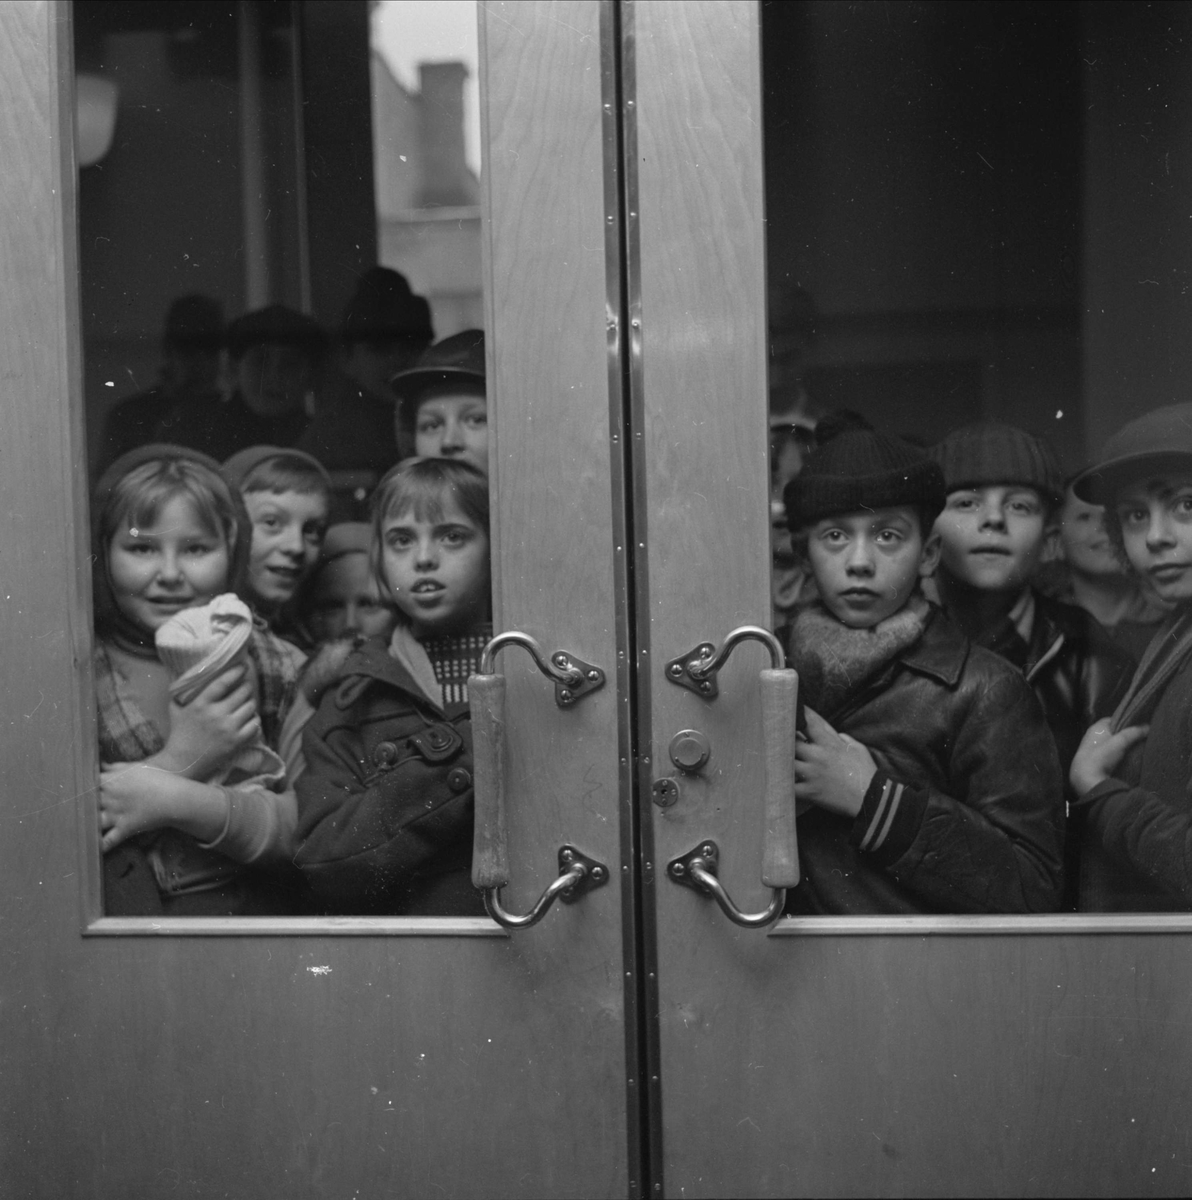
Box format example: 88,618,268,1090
897,607,971,688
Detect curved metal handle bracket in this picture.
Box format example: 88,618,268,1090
664,625,784,699
666,840,784,928
480,631,605,708
483,844,609,930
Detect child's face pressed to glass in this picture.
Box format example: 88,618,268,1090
805,506,938,628
411,386,488,472
1059,487,1122,579
243,489,328,609
108,494,230,633
308,551,398,643
934,485,1049,592
380,497,490,638
1116,472,1192,604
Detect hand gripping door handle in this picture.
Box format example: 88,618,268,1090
469,632,609,930
665,626,799,927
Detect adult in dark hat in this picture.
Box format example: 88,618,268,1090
163,305,329,462
391,329,486,471
296,268,434,508
97,293,226,474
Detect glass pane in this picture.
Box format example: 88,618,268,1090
372,0,482,338
764,1,1188,916
76,0,491,922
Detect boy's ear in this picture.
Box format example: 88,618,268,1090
918,529,942,578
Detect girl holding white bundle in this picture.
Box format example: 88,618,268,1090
92,445,305,915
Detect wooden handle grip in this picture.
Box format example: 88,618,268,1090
760,667,800,888
469,673,509,889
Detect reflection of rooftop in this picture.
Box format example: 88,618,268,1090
371,50,482,337
371,51,478,216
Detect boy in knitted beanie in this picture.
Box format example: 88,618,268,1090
783,414,1064,913
1068,402,1192,909
928,423,1131,905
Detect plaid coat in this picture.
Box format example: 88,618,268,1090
95,628,303,765
96,628,305,913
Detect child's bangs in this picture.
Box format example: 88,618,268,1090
373,459,490,534
241,454,330,498
104,459,236,549
381,476,450,526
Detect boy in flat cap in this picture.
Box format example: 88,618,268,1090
391,330,487,472
928,422,1132,905
784,414,1064,914
1069,403,1192,910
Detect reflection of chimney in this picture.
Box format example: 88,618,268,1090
418,61,478,207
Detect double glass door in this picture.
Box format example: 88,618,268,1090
4,2,1192,1196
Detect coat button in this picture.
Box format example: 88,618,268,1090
374,741,399,768
447,767,472,793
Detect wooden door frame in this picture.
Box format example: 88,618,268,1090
626,3,1192,1196
3,3,642,1195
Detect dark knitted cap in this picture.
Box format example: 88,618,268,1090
929,422,1063,502
783,412,945,531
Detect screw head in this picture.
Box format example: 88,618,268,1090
671,862,685,876
561,849,574,863
559,689,573,704
668,663,684,678
702,844,715,856
591,867,606,881
553,652,568,668
587,669,601,682
699,681,713,694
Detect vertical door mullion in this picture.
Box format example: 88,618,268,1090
625,3,771,1196
604,2,663,1195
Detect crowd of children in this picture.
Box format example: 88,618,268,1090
93,319,1192,917
94,332,489,915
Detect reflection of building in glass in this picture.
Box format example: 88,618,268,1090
372,54,482,337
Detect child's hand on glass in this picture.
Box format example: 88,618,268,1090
99,762,180,850
1070,718,1149,798
99,763,229,851
794,708,878,818
152,664,261,782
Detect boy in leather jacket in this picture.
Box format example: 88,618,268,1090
928,424,1132,905
292,459,491,914
783,414,1065,914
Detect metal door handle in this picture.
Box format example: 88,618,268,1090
484,845,607,929
469,632,609,930
668,841,784,927
664,625,799,926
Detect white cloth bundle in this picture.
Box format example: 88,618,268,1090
155,594,285,786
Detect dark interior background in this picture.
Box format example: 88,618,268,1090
74,1,1192,474
764,0,1192,471
74,0,375,469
